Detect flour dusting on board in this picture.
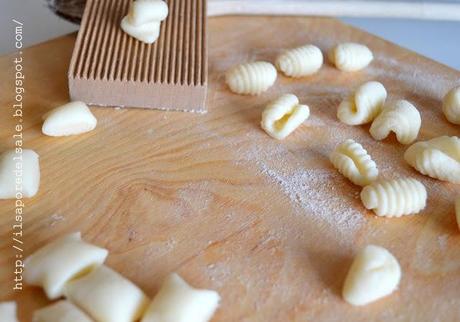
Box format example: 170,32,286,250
372,55,460,100
259,165,363,236
204,122,366,241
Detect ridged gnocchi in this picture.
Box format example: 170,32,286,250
330,139,378,186
64,265,149,322
337,81,387,125
141,273,220,322
404,136,460,183
360,177,427,217
369,100,421,145
442,86,460,124
225,61,277,95
0,302,18,322
261,94,310,140
24,232,108,300
343,245,401,306
275,44,323,77
33,301,93,322
329,43,373,72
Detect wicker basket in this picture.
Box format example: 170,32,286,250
47,0,86,23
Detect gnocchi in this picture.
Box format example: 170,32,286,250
0,149,40,199
120,19,161,44
343,245,401,306
121,0,168,44
33,301,93,322
24,232,108,300
225,61,277,95
275,44,323,77
369,100,421,145
329,43,373,72
360,177,427,217
65,265,149,322
42,101,97,137
141,273,220,322
404,136,460,183
0,302,18,322
337,81,387,125
330,139,378,186
261,94,310,140
127,0,169,26
442,86,460,124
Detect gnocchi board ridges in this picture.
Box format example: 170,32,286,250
68,0,208,112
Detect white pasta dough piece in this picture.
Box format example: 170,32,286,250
337,81,387,125
455,197,460,231
120,18,161,44
65,265,149,322
128,0,169,26
329,43,373,72
33,300,93,322
141,273,220,322
121,0,168,44
225,61,277,95
42,101,97,137
0,302,18,322
24,232,108,300
275,44,323,77
0,149,40,199
260,94,310,140
404,136,460,183
330,139,378,186
343,245,401,306
369,100,421,145
360,177,427,217
442,86,460,124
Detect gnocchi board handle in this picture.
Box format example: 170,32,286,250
207,1,460,21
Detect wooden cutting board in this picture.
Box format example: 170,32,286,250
1,16,460,321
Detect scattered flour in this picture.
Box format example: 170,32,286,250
258,164,363,238
203,122,365,240
372,55,460,100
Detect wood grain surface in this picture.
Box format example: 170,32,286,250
1,16,460,321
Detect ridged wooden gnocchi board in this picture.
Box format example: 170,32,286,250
1,16,460,321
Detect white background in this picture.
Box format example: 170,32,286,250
0,0,459,70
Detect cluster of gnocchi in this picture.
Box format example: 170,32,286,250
225,42,373,97
223,42,460,307
331,84,460,306
0,101,98,200
334,83,460,226
332,81,460,221
338,81,421,145
18,232,220,322
333,82,428,218
225,42,373,140
120,0,169,44
330,139,427,218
